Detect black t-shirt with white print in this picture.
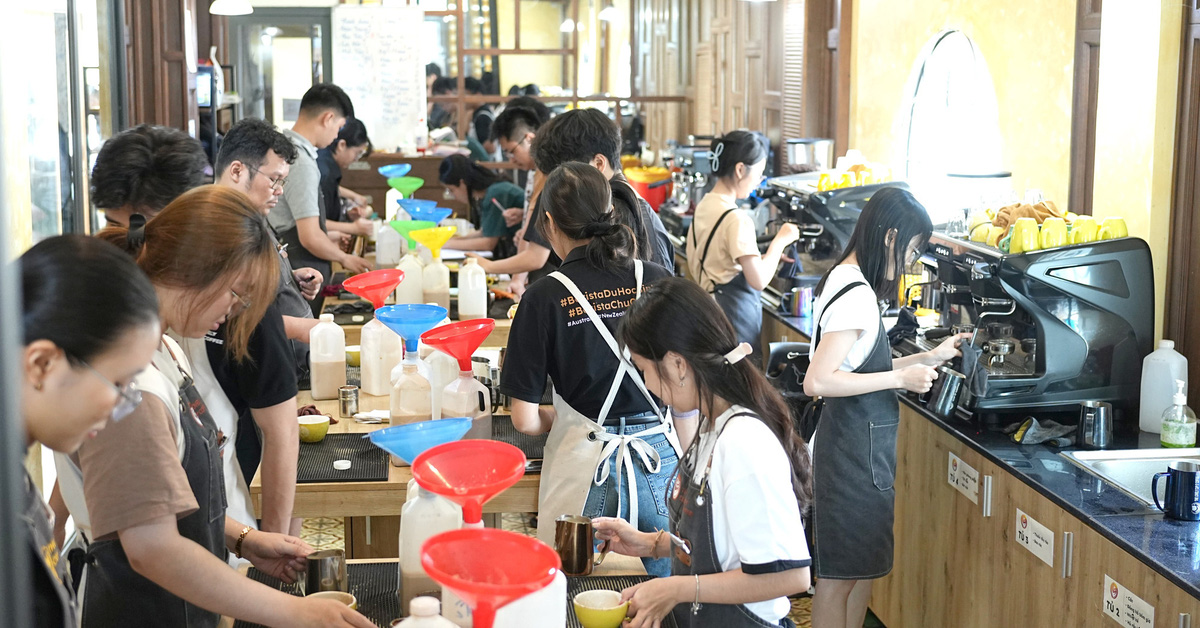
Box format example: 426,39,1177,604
500,246,670,419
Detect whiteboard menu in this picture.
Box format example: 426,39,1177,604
332,5,426,152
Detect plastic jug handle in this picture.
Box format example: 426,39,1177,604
1153,471,1170,512
478,391,487,413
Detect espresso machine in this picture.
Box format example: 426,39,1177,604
902,233,1154,418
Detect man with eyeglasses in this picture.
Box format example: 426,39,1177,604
267,83,373,289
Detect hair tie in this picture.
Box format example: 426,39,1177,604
126,214,147,250
582,221,620,238
709,141,725,173
723,342,752,365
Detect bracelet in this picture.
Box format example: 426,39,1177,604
691,574,702,615
652,529,666,559
235,526,252,559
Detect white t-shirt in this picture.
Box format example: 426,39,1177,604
811,265,881,372
687,405,811,623
686,192,760,291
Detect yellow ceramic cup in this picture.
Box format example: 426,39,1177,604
299,415,330,443
306,590,357,610
817,173,833,192
969,222,991,243
1010,218,1040,254
986,225,1007,248
345,345,361,367
573,590,629,628
1071,216,1098,244
1099,217,1128,240
1039,217,1067,249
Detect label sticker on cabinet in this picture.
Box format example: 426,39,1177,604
947,452,979,504
1102,575,1154,628
1014,508,1054,566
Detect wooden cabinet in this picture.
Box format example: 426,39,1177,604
874,405,1200,627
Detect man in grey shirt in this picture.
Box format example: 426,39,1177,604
268,83,372,293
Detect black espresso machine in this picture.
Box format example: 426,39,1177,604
901,232,1154,418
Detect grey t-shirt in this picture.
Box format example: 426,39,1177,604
268,129,330,282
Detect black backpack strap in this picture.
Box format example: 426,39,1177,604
692,208,738,291
812,281,869,347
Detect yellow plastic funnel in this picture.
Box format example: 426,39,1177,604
410,226,457,260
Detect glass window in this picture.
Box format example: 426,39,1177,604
231,11,331,128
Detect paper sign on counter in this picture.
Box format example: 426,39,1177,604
1102,575,1154,628
947,452,980,504
1014,508,1054,566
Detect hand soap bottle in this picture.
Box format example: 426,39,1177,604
1161,379,1197,448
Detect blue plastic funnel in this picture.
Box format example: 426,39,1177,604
376,304,449,353
378,163,413,179
397,198,439,219
368,418,472,464
406,206,454,225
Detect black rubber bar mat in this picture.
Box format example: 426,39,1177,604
298,366,360,392
567,575,677,628
234,562,401,628
492,415,546,460
298,433,388,483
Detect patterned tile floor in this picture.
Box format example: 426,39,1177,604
299,515,889,627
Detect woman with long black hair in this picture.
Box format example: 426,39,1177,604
803,187,965,628
439,154,525,258
593,277,812,627
500,162,682,578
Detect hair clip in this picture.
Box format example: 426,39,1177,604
722,342,752,365
709,142,724,173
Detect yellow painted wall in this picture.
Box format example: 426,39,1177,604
1090,0,1181,339
849,0,1076,207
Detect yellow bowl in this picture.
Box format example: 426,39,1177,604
345,345,361,367
573,590,629,628
306,590,357,609
298,415,330,443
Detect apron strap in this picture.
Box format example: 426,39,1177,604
812,281,870,347
549,261,661,426
695,208,738,292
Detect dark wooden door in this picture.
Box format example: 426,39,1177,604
1068,0,1101,215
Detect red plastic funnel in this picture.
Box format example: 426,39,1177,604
342,269,405,309
410,440,525,524
421,528,560,628
421,319,496,371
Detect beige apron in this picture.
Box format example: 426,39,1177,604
535,261,684,545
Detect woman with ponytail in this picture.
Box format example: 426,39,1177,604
594,277,812,628
500,163,683,577
685,131,799,359
76,185,372,628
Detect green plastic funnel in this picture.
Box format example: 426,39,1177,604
390,220,437,250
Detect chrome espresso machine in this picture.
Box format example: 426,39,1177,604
658,141,715,239
901,233,1154,418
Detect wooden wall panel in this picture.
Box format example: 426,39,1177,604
125,0,199,132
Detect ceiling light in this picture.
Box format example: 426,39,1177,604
560,18,575,33
210,0,253,15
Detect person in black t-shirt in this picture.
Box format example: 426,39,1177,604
500,163,682,578
528,108,675,274
316,119,373,224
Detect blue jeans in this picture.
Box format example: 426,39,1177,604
581,418,678,577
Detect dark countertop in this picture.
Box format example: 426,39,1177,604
897,384,1200,599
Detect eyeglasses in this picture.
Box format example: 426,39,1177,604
230,288,252,313
80,361,142,422
247,165,288,190
502,136,530,161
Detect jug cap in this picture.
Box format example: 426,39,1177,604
1160,339,1176,350
409,597,440,616
320,313,335,323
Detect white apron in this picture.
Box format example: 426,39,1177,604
535,260,684,545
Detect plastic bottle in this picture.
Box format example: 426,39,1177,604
309,314,346,400
441,371,492,440
377,222,403,268
391,362,432,425
423,260,451,311
397,597,456,627
1141,340,1189,433
396,253,426,305
398,487,462,615
423,350,459,420
457,258,488,320
442,567,567,628
1161,379,1198,448
360,318,403,397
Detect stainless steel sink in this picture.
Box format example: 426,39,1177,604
1060,448,1200,507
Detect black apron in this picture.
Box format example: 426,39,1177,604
811,291,899,580
668,412,795,628
277,191,332,311
271,232,314,378
23,470,76,628
81,347,228,628
693,208,763,357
